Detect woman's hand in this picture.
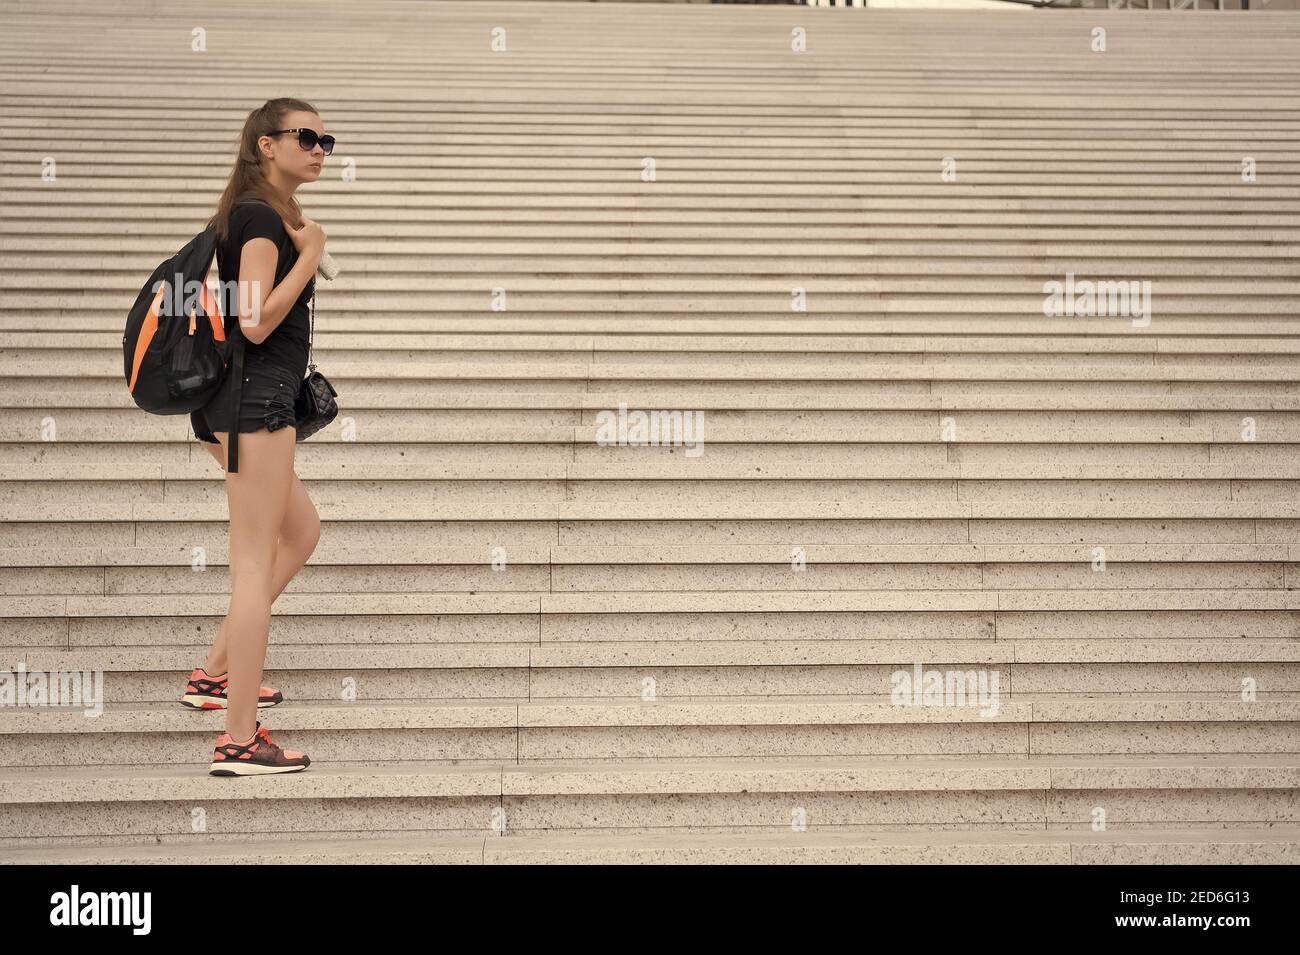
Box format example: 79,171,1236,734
286,216,327,261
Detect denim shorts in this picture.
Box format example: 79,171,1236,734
191,351,302,444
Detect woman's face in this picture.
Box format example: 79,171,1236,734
259,110,327,186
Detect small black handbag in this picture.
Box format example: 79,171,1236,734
294,289,339,442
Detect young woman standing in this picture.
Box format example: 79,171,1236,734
186,97,332,775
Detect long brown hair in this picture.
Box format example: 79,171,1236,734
208,97,318,240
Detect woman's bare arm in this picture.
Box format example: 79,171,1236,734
235,236,319,344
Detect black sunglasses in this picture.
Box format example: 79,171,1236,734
270,128,335,156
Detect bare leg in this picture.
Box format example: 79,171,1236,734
207,427,298,743
196,439,321,675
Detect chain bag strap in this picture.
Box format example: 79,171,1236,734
293,282,339,442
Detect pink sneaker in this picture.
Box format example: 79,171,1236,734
210,721,310,776
181,666,284,710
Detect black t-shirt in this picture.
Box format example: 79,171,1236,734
218,198,313,375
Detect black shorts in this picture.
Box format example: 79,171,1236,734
191,351,302,444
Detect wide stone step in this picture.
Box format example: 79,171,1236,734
2,756,1296,846
6,826,1299,865
12,355,1300,381
17,340,1300,365
6,554,1298,595
8,754,1298,803
10,498,1300,522
9,386,1299,411
7,540,1298,567
5,478,1300,507
11,314,1300,337
10,254,1300,279
9,584,1300,613
19,637,1300,667
10,639,1297,702
0,704,1295,769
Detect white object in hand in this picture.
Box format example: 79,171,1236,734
317,249,340,280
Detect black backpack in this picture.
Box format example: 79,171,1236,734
123,209,251,472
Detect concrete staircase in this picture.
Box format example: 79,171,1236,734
1,1,1298,864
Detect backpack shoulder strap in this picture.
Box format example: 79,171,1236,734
220,191,282,473
226,332,245,473
215,223,248,473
